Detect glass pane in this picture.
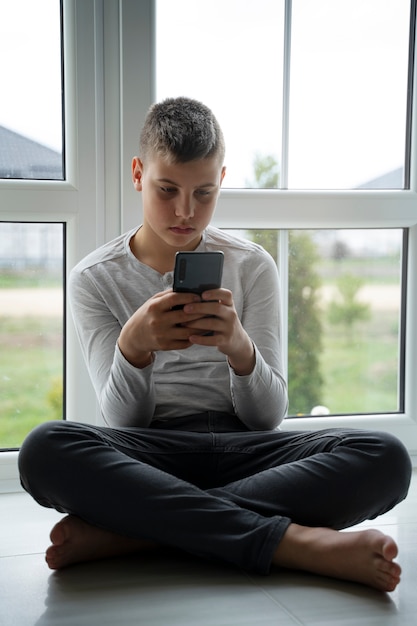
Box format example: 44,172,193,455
289,0,411,189
227,228,404,417
288,228,403,416
156,0,285,188
0,1,64,180
0,223,64,450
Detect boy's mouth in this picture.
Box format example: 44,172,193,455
170,226,195,235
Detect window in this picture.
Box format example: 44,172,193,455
1,0,416,487
237,227,405,416
0,0,67,456
289,0,411,189
0,223,65,450
0,0,64,180
156,0,285,188
0,0,101,482
156,0,411,190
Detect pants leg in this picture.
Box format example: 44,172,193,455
208,428,412,529
18,419,412,573
18,420,288,575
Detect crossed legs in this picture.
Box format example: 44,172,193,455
18,420,411,591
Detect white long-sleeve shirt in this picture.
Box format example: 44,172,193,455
69,226,288,430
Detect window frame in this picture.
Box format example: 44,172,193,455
0,0,416,491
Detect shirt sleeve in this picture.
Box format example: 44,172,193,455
68,267,156,427
228,250,288,430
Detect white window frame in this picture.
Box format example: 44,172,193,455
0,0,415,491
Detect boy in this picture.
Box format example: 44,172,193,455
19,97,411,592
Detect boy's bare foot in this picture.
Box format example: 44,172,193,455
45,515,157,570
273,524,401,592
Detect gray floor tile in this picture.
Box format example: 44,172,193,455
1,469,415,626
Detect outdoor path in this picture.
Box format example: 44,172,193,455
0,288,62,316
0,285,401,316
318,284,400,311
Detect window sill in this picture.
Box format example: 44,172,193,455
0,452,22,494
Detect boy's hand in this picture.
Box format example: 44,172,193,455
118,290,211,368
181,288,256,376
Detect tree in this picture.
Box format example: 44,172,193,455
245,153,279,188
287,232,323,414
331,240,351,261
328,273,371,338
245,154,323,415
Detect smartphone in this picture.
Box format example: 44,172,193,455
173,251,224,294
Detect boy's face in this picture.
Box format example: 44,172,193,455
132,155,225,253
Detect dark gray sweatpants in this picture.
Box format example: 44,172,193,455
18,413,412,574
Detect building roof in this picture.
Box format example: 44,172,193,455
357,167,403,189
0,125,63,180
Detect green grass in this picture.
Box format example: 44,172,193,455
319,311,399,414
0,316,63,449
0,273,62,289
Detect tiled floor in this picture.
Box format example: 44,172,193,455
1,470,416,626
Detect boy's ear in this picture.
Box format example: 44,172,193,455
132,157,144,191
220,166,226,185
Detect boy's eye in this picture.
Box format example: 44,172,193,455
195,189,211,197
160,186,176,194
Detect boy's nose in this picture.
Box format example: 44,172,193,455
175,196,195,219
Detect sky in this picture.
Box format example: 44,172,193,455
0,0,62,152
0,0,411,191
